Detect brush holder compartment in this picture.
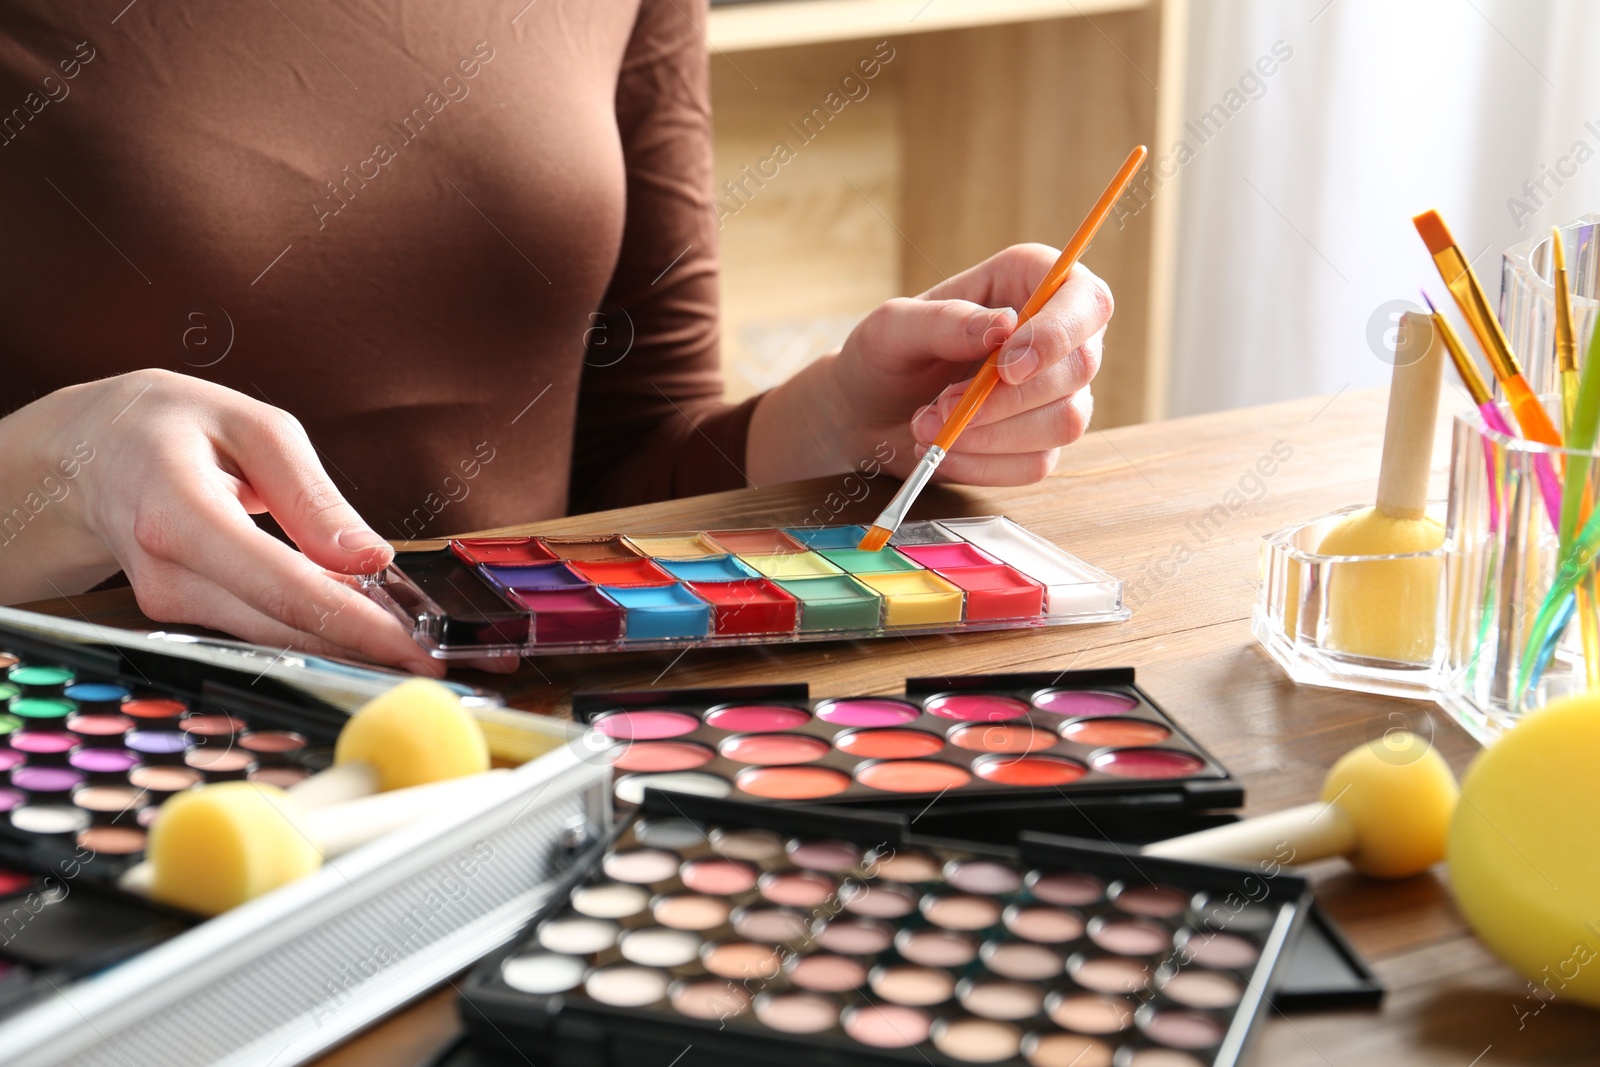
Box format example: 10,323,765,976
1254,503,1448,701
1436,403,1600,744
1500,215,1600,402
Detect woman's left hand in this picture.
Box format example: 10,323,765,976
747,244,1114,487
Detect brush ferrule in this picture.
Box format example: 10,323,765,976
870,446,946,534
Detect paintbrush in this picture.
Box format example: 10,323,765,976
858,145,1149,552
1413,209,1562,447
1554,227,1580,436
1519,319,1600,699
1548,228,1600,686
1423,290,1560,526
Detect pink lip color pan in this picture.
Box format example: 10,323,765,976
1032,688,1140,717
703,704,810,732
1091,747,1207,780
923,694,1029,722
611,741,715,774
717,733,830,766
814,698,920,727
592,710,699,740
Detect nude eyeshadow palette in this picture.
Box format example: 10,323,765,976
458,790,1311,1067
362,517,1128,658
573,670,1242,823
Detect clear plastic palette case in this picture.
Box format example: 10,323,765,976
457,790,1312,1067
362,517,1128,658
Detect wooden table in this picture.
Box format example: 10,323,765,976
29,389,1600,1065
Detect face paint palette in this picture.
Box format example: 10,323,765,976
363,517,1127,658
574,670,1242,826
458,790,1311,1067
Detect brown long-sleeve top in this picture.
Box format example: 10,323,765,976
0,0,753,541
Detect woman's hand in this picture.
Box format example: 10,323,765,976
0,369,443,676
747,244,1113,486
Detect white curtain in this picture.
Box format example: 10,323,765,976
1168,0,1600,415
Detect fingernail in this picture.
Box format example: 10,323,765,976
975,309,1018,349
337,527,389,553
999,347,1040,384
912,407,940,443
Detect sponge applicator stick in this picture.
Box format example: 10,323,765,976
1317,311,1447,662
124,770,510,916
288,678,490,810
1146,731,1458,878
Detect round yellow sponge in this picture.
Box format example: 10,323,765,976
1318,507,1444,663
148,782,321,917
335,678,489,791
1449,694,1600,1006
1322,730,1457,877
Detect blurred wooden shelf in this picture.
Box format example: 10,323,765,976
708,0,1186,428
708,0,1148,52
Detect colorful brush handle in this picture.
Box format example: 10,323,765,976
1481,403,1560,529
1517,509,1600,702
1502,372,1563,447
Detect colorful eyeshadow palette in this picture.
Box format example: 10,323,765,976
364,517,1127,658
0,657,331,884
459,790,1311,1067
574,671,1242,824
0,611,611,1067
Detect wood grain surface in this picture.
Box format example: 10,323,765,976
25,388,1599,1066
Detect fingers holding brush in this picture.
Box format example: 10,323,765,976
912,330,1104,447
917,389,1095,486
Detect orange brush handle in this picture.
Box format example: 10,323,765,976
1503,374,1563,446
931,145,1148,454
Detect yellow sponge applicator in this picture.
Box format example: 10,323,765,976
1318,310,1446,663
1146,731,1457,878
1319,508,1444,662
333,678,489,792
147,782,321,917
1449,693,1600,1007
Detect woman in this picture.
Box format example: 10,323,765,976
0,1,1111,676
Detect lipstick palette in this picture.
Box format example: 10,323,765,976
573,671,1242,829
362,517,1127,658
458,790,1311,1067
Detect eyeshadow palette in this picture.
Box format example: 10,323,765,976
0,611,608,1067
574,671,1242,827
363,517,1128,658
459,790,1311,1067
0,657,335,887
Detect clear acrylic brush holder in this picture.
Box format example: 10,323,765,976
1437,402,1600,745
1254,502,1447,700
1501,216,1600,400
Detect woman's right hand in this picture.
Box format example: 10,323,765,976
0,369,444,676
